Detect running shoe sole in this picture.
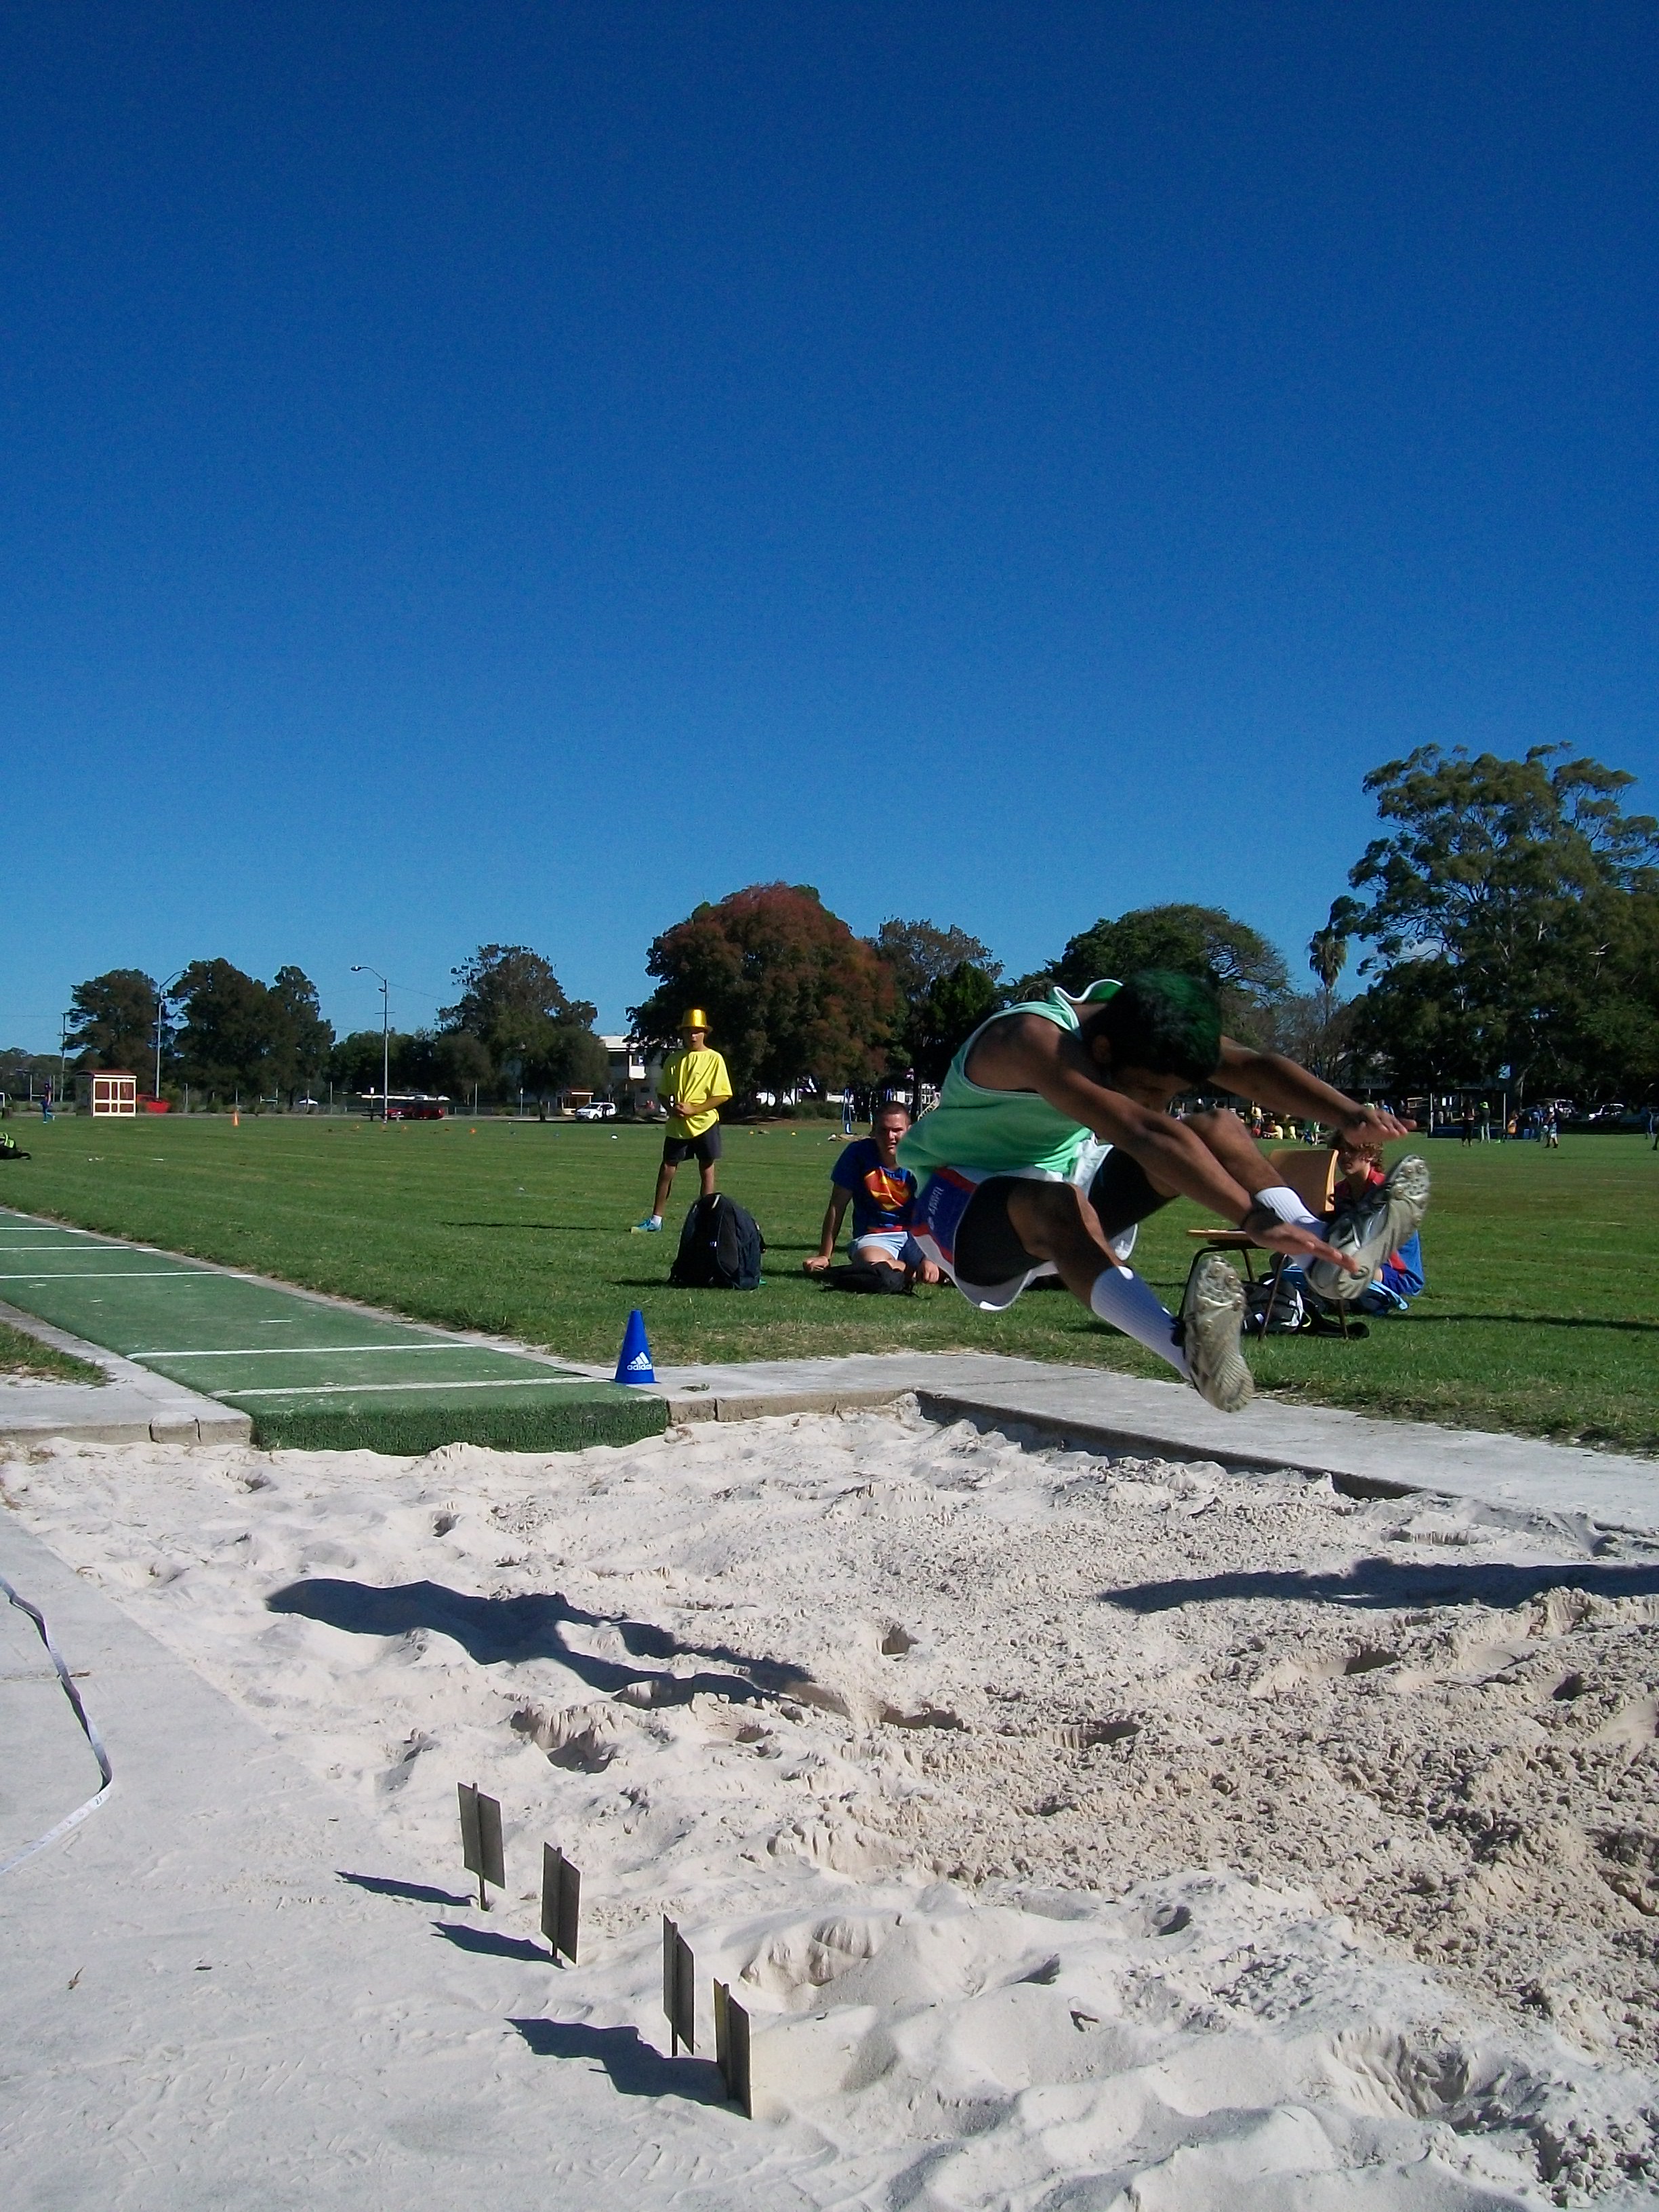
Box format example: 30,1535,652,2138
1305,1153,1431,1303
1180,1252,1254,1413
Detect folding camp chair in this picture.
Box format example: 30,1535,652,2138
1187,1146,1354,1338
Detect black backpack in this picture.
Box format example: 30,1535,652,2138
669,1193,765,1291
823,1259,911,1295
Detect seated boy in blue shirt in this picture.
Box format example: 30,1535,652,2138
804,1101,941,1284
1319,1137,1425,1315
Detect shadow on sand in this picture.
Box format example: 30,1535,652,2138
268,1578,804,1704
1105,1555,1659,1616
337,1870,472,1908
509,2018,729,2104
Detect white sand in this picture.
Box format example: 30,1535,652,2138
6,1403,1659,2207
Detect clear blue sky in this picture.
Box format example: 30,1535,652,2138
3,3,1655,1049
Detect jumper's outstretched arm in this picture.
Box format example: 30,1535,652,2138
1211,1039,1412,1143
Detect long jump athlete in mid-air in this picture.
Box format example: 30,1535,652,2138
899,970,1431,1412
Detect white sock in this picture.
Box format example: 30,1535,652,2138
1089,1265,1189,1380
1254,1183,1324,1233
649,1214,662,1227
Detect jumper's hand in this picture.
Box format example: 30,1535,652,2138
1338,1105,1413,1143
802,1254,832,1273
1244,1213,1364,1275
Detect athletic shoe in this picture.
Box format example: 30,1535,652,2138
1305,1154,1431,1304
631,1216,663,1233
1179,1252,1254,1413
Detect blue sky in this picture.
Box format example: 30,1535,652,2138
3,2,1655,1048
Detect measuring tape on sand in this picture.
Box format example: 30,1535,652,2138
0,1570,113,1877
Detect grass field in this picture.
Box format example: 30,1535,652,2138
0,1317,105,1385
2,1113,1655,1450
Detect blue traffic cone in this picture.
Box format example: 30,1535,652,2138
614,1309,655,1386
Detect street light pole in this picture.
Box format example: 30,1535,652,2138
351,966,390,1123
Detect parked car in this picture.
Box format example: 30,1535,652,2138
573,1099,617,1121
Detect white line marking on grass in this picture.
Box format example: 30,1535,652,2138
136,1344,468,1358
0,1271,203,1281
0,1244,122,1252
216,1378,596,1399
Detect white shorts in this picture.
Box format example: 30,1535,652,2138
849,1229,924,1267
908,1140,1135,1312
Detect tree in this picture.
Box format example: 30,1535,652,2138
1,1047,64,1099
169,960,331,1104
909,961,1004,1084
1327,745,1659,1099
1308,927,1347,997
1262,991,1356,1087
522,1019,609,1098
429,1028,493,1104
1581,888,1659,1101
439,944,603,1099
632,883,897,1101
875,918,1003,1084
333,1029,409,1094
65,969,159,1072
264,966,333,1098
1038,905,1290,1038
173,960,272,1099
874,918,1001,1003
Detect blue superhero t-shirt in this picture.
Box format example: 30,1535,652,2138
1380,1231,1425,1300
832,1139,918,1238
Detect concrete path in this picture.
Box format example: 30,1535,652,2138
0,1513,804,2212
621,1351,1659,1536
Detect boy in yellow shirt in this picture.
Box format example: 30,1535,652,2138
632,1010,733,1231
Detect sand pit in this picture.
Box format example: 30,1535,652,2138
5,1403,1659,2207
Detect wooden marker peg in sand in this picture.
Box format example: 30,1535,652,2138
661,1915,695,2055
457,1782,504,1911
714,1980,752,2117
541,1843,580,1965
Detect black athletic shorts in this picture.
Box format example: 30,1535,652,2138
954,1149,1173,1286
663,1126,722,1168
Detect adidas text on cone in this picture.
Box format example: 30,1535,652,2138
614,1309,656,1386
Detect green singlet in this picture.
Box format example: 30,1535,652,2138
897,981,1121,1195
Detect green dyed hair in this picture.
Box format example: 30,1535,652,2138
1090,970,1222,1083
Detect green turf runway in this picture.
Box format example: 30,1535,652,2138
0,1209,665,1453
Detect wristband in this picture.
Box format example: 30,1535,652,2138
1240,1202,1282,1238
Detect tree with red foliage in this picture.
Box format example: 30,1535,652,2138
631,884,895,1104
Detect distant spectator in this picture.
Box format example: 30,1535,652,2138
632,1010,733,1233
1460,1105,1475,1146
804,1101,940,1284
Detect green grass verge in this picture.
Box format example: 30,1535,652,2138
5,1117,1657,1451
0,1317,106,1385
